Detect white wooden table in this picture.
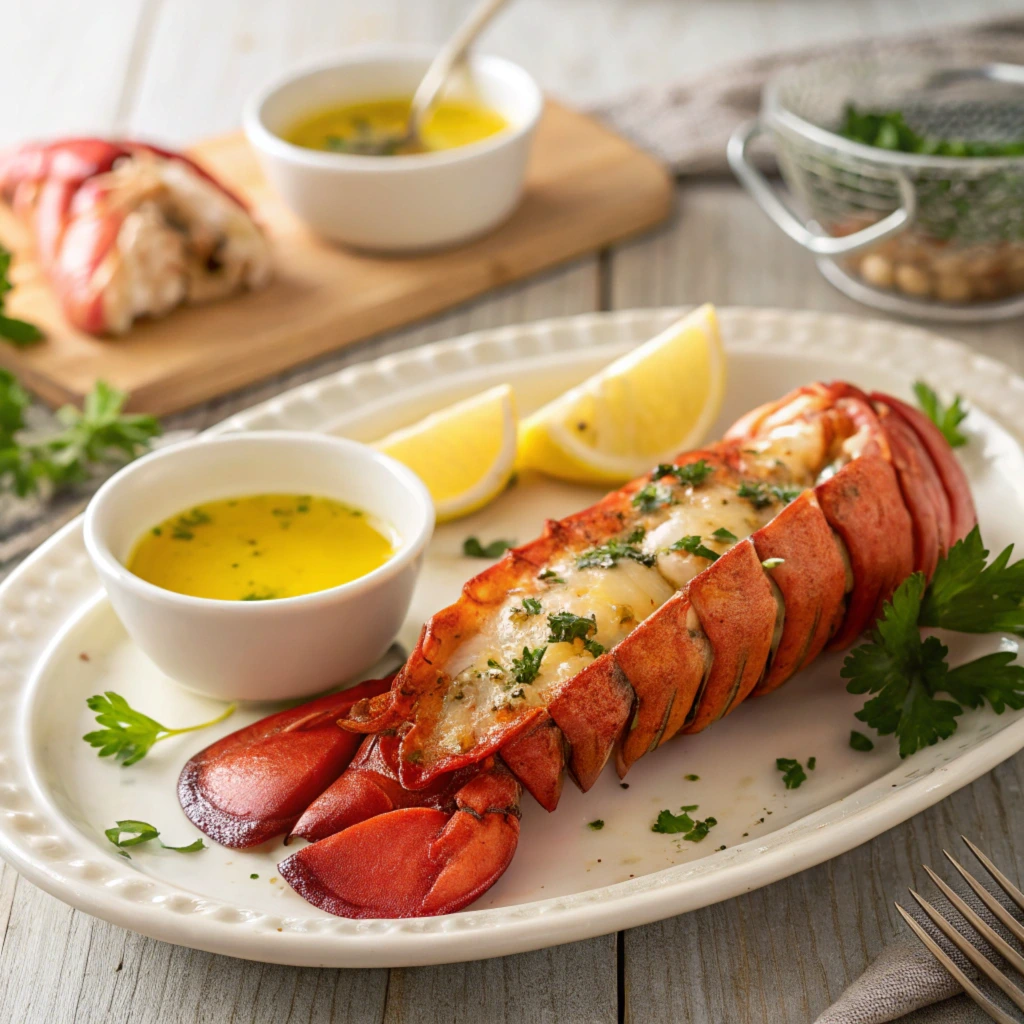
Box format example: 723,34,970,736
3,3,1023,1021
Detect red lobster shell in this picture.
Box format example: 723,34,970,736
178,381,975,918
0,137,271,335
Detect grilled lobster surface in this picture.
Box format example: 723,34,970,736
178,382,976,919
0,138,271,334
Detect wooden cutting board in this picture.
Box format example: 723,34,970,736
0,101,672,415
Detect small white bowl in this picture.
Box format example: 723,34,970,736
83,432,433,703
243,46,543,251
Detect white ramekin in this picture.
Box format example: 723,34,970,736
243,46,543,251
83,432,433,702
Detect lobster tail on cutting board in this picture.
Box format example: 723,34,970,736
0,137,271,335
179,381,976,918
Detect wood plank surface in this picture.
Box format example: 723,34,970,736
3,2,1024,1023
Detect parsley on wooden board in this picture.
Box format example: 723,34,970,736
776,757,810,789
0,374,160,498
105,819,205,858
914,381,968,449
462,536,514,558
842,528,1024,758
651,807,718,840
547,611,605,657
83,691,237,766
0,246,43,348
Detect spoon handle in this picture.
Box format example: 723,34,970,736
410,0,511,135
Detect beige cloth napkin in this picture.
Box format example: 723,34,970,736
589,15,1024,175
814,872,1024,1023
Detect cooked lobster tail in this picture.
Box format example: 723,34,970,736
0,137,271,335
178,381,975,918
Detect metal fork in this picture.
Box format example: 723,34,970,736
895,837,1024,1024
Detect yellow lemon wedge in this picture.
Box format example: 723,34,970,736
517,304,726,484
374,383,518,522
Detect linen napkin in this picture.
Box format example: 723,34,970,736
589,15,1024,176
814,868,1024,1023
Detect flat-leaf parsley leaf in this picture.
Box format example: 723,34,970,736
83,691,237,766
914,381,968,448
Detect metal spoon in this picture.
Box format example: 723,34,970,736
342,0,511,156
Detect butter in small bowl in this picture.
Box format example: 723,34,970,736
84,432,434,702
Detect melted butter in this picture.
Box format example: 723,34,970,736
285,97,508,156
127,493,395,601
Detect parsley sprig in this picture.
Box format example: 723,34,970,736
0,373,160,497
0,246,43,348
842,528,1024,758
83,691,237,766
914,381,968,448
105,819,205,858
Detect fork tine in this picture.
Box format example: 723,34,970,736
944,850,1024,947
909,889,1024,1014
924,863,1024,977
963,837,1024,916
895,903,1019,1024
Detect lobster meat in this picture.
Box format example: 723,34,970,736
0,138,271,334
178,381,975,918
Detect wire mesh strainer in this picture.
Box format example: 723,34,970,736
729,57,1024,321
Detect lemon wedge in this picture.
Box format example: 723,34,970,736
374,383,518,522
517,304,726,484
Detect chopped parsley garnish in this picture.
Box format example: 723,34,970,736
104,819,205,859
547,611,605,657
512,597,543,618
776,757,810,789
651,807,718,840
632,482,675,513
913,381,968,448
587,819,605,831
511,646,546,685
538,568,565,584
486,658,504,672
843,527,1024,758
849,730,875,752
250,873,259,879
83,691,237,766
653,459,713,487
761,557,785,570
670,535,719,562
737,481,801,509
463,536,514,559
711,527,738,543
684,773,700,781
577,537,656,570
625,526,646,543
737,480,772,509
807,756,816,770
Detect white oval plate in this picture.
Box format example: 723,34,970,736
2,308,1024,968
